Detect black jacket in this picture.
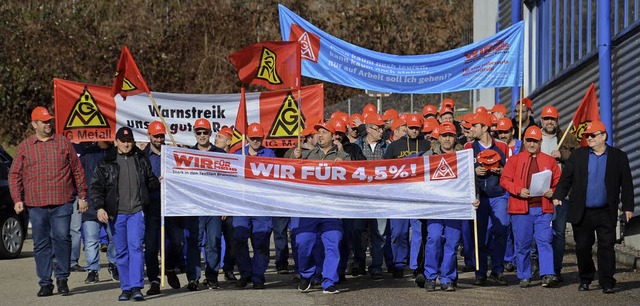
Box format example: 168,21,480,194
553,146,634,224
90,147,160,220
384,135,430,159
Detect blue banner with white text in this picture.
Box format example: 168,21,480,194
278,4,523,94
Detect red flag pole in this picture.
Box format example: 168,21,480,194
555,120,574,150
297,88,302,151
241,86,246,156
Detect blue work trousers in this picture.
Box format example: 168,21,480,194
295,218,342,290
425,219,461,284
476,193,509,278
233,216,272,284
511,207,554,280
112,211,145,291
390,219,409,271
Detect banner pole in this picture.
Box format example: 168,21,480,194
149,92,177,147
474,209,479,271
556,120,574,151
297,88,302,151
518,88,524,140
160,222,165,288
242,86,246,156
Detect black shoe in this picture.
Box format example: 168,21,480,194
56,279,70,296
441,283,456,292
371,271,383,280
118,290,132,301
462,265,475,272
131,288,144,301
69,264,84,272
166,270,181,289
504,262,515,272
310,279,322,289
541,275,558,288
146,281,161,295
415,274,426,288
531,260,540,279
235,277,249,289
603,287,615,294
578,283,590,291
204,279,219,290
338,274,346,283
473,276,487,286
277,267,290,274
519,279,531,288
37,284,54,297
187,280,199,291
425,279,437,291
489,272,508,286
556,272,564,283
291,274,301,283
322,285,339,294
298,277,311,292
84,270,99,284
252,282,265,290
108,263,119,281
350,266,361,276
392,270,404,278
224,271,237,282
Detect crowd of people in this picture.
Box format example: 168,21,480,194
8,99,634,300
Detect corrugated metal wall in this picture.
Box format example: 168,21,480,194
529,56,599,129
612,29,640,207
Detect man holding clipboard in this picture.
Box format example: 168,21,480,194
500,126,562,288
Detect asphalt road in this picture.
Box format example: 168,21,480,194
2,238,640,306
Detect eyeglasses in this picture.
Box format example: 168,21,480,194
497,130,511,134
195,131,210,136
368,126,382,133
585,132,603,139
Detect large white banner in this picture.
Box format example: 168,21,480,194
161,146,476,220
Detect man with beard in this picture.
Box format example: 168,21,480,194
511,98,537,139
10,106,87,297
496,118,522,157
384,113,430,278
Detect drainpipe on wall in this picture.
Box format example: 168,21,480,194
598,0,613,145
511,0,522,108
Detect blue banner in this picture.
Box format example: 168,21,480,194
279,4,523,94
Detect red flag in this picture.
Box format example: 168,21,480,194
569,83,600,146
111,46,150,99
230,87,248,153
228,41,301,91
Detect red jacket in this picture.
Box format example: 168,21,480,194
500,150,561,214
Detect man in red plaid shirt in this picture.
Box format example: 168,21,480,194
9,106,88,297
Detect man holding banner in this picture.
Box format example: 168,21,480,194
293,121,349,294
464,113,510,286
233,123,276,289
190,118,226,291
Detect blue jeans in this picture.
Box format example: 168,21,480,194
552,200,567,273
272,217,290,271
83,220,116,271
352,218,387,274
511,207,554,280
112,211,145,291
69,197,82,267
184,216,201,281
476,193,509,278
29,202,73,286
199,216,222,281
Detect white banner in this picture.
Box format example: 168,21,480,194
161,146,476,219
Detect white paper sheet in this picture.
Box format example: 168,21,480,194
530,169,552,197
